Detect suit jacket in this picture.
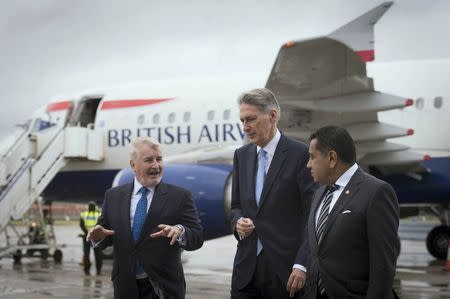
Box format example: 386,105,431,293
304,168,400,299
230,133,316,291
97,181,203,299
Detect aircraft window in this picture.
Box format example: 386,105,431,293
168,112,176,123
137,114,145,125
183,112,191,122
207,110,215,121
153,114,160,124
434,96,443,109
415,97,424,110
223,109,231,120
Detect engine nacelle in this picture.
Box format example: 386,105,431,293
112,163,233,240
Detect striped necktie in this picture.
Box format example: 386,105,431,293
316,184,338,294
316,184,339,244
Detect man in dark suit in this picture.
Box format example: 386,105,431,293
87,137,203,299
304,126,400,299
231,88,316,299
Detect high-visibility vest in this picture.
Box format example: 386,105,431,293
80,210,101,231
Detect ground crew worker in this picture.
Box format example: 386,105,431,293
80,201,102,275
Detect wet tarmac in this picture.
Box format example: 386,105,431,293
0,221,448,298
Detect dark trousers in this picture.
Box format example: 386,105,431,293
316,290,329,299
82,238,103,274
136,278,159,299
231,251,301,299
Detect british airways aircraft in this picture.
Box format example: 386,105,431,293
1,2,449,259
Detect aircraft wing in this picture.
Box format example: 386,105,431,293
266,2,426,175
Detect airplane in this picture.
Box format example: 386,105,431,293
1,2,449,261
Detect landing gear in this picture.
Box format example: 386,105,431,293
426,225,450,260
426,206,450,260
13,250,22,263
53,249,63,263
0,198,65,263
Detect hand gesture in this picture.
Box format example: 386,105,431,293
86,225,115,242
286,268,306,297
150,224,183,245
236,217,255,239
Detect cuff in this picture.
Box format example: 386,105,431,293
175,224,186,246
293,264,307,272
90,238,104,248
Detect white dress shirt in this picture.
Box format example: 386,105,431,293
130,178,155,228
132,178,186,243
257,130,307,273
256,129,281,173
315,163,359,226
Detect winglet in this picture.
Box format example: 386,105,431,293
328,2,393,62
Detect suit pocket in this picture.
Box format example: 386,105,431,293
346,279,368,295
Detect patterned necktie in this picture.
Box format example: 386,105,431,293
316,184,338,294
132,186,149,275
316,184,339,244
255,149,267,207
255,149,267,255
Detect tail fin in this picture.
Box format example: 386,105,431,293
328,2,393,62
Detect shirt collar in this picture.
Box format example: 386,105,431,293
335,163,359,189
257,129,281,156
133,177,155,195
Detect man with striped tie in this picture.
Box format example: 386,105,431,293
87,137,203,299
304,126,400,299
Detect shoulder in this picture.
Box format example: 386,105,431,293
105,183,131,196
281,134,309,152
235,143,255,155
359,169,394,193
162,182,191,197
280,134,309,163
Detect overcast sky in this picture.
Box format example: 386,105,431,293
1,0,449,137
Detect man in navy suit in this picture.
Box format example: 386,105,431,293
304,126,399,299
87,137,203,299
231,88,316,298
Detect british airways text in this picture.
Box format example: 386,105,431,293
108,123,244,147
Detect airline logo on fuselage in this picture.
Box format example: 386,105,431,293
108,123,244,147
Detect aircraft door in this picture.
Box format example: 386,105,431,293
65,97,104,160
69,97,102,127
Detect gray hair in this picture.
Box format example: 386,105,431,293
238,88,281,118
130,137,161,161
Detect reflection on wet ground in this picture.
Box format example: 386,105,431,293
0,221,448,298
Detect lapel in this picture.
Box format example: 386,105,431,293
119,183,134,246
256,134,288,214
310,185,327,246
245,144,258,213
320,168,365,244
136,181,169,246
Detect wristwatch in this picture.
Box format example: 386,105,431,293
175,224,185,242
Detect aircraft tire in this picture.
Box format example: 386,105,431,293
13,250,22,263
40,249,49,260
53,249,63,263
426,225,450,260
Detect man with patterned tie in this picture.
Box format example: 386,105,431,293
304,126,400,299
231,88,316,298
87,137,203,299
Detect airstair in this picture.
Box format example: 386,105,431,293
0,107,104,262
